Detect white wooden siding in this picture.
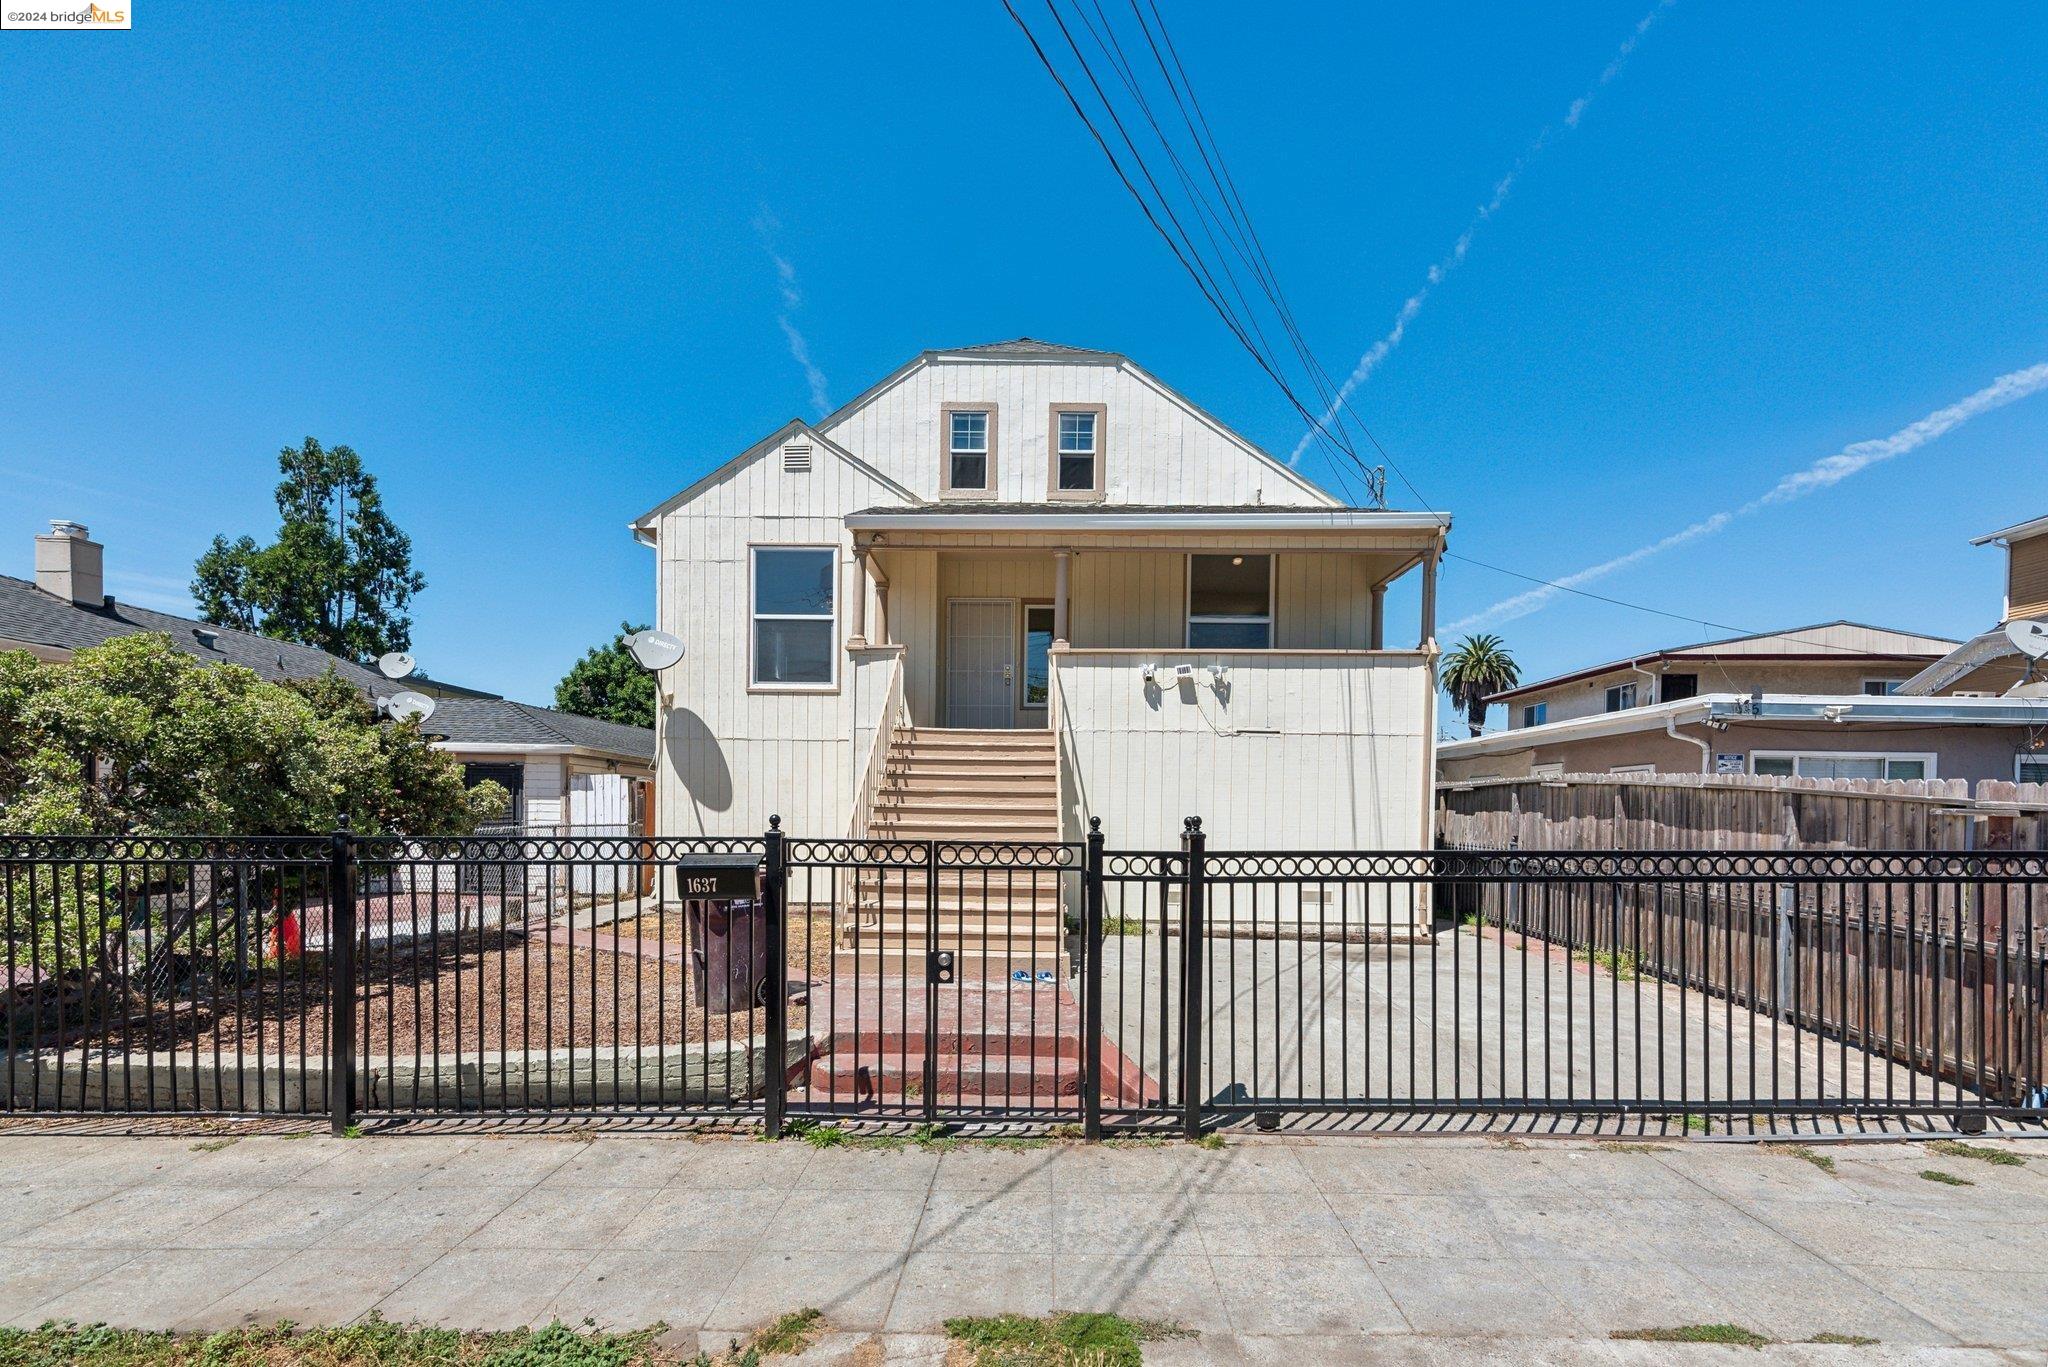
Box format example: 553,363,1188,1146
1051,649,1433,851
819,358,1334,507
653,441,911,837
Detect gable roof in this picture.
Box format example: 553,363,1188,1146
628,417,924,534
809,339,1339,508
1485,620,1962,704
0,574,652,763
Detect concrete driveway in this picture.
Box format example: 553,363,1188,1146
1,1126,2044,1361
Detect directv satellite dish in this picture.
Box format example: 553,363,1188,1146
384,690,436,724
2006,619,2048,661
376,651,418,680
625,629,686,672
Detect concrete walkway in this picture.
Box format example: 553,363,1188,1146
1,1128,2045,1362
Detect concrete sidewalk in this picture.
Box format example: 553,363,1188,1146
1,1128,2045,1362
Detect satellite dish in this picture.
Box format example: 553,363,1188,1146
383,690,436,724
376,651,418,680
626,629,686,672
2005,619,2048,661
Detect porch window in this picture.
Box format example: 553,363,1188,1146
1751,751,1933,781
1049,404,1106,498
1187,553,1272,648
943,406,993,494
751,546,836,688
1022,604,1054,708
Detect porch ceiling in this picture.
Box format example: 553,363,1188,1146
848,505,1446,557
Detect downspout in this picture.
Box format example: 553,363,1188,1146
1665,714,1712,774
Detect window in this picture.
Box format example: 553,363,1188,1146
751,546,836,688
1660,672,1699,702
1613,764,1658,775
942,405,994,494
1187,553,1272,648
1022,604,1055,709
2019,755,2048,786
1751,752,1934,781
1862,679,1901,696
1520,703,1547,728
1049,404,1105,498
1605,683,1638,712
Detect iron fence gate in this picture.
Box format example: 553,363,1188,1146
4,825,2045,1134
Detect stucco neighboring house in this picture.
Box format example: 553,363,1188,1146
1438,614,2048,785
1897,513,2048,702
5,520,655,833
631,339,1448,853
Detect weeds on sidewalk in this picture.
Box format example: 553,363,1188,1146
1919,1169,1974,1186
0,1318,688,1365
1613,1324,1772,1347
1761,1143,1835,1174
1927,1139,2024,1166
1577,946,1639,981
943,1313,1188,1366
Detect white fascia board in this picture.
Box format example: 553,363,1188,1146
1971,513,2048,546
844,510,1451,533
1438,696,1718,758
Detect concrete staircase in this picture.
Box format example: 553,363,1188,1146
843,727,1065,973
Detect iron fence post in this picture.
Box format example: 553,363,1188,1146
762,816,788,1141
328,816,357,1136
1179,816,1205,1140
1082,818,1105,1142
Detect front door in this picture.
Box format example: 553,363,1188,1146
946,598,1016,727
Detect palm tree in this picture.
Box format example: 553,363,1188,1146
1441,634,1521,738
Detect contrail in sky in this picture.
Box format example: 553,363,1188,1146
755,212,831,416
1445,361,2048,632
1288,1,1677,468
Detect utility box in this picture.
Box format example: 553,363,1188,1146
677,855,770,1014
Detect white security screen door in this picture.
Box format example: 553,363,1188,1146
946,599,1017,728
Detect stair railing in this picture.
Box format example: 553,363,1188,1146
849,648,906,839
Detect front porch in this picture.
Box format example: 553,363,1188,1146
841,506,1447,854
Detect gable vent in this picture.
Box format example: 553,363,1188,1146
782,442,813,473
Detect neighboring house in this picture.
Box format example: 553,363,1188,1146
1482,621,1957,732
1439,614,2048,785
1898,513,2048,702
4,520,655,833
631,338,1448,853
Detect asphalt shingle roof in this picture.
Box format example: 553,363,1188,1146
942,338,1122,361
0,574,652,762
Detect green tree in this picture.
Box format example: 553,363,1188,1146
554,622,658,729
192,437,426,662
0,634,505,970
1441,633,1521,738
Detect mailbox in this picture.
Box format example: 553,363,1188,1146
677,855,770,1014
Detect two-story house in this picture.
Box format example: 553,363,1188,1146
630,339,1448,852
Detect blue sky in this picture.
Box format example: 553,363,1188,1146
3,3,2044,713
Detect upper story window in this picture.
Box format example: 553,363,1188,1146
1862,679,1900,696
751,546,836,690
941,405,994,496
1604,682,1638,712
1049,404,1106,500
1660,672,1698,702
1187,553,1272,648
1520,703,1547,728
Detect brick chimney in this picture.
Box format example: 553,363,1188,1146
34,520,105,608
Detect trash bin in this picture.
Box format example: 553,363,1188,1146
680,857,771,1014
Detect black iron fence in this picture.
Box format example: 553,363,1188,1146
4,825,2044,1133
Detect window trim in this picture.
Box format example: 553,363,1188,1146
747,542,840,694
1749,749,1938,781
1047,403,1107,501
1184,552,1275,649
940,402,998,499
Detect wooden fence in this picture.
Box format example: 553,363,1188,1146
1437,773,2048,1107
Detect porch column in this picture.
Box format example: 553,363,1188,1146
848,546,870,647
1369,584,1386,650
1053,549,1072,645
1418,547,1438,650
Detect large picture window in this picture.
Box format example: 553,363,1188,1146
751,546,836,688
1187,553,1272,648
1751,751,1933,781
